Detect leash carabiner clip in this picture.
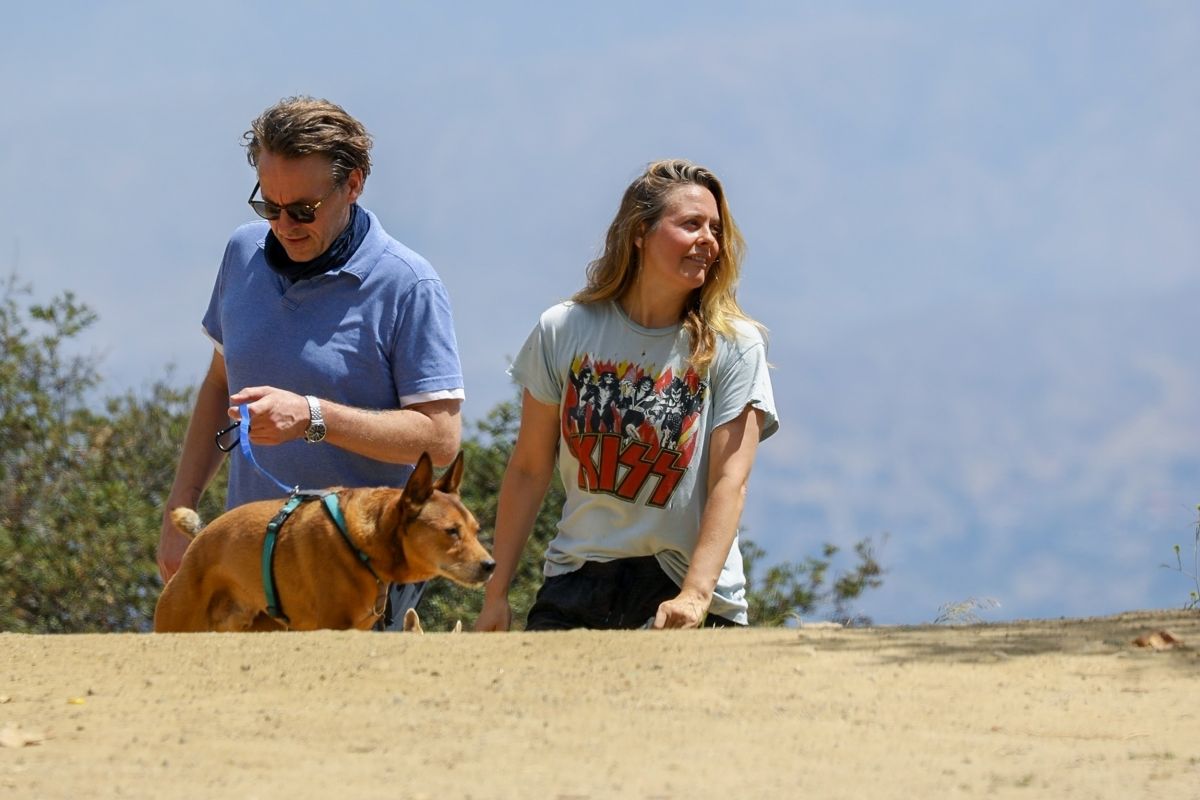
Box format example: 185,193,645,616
214,419,241,452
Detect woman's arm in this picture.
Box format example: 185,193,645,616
654,404,764,628
474,390,562,631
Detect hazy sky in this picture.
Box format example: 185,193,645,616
4,3,1197,623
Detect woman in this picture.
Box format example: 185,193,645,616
475,159,778,631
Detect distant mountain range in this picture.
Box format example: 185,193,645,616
745,285,1200,623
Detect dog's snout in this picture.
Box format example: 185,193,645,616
473,559,497,584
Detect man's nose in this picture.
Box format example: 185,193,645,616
273,212,299,233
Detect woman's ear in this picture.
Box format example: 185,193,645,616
634,222,646,249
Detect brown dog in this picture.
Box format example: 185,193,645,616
154,452,494,632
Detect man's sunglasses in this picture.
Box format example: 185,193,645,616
247,180,341,224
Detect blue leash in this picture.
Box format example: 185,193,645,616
236,402,298,494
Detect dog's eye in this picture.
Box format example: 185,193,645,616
446,526,461,539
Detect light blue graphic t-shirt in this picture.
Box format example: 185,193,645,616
510,301,778,623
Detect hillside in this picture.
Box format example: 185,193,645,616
2,611,1196,798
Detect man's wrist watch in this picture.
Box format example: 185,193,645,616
303,395,326,443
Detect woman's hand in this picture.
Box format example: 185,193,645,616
474,595,514,632
652,589,709,629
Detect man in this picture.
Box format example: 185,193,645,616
157,96,465,629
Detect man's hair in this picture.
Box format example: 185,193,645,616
572,158,757,373
243,96,373,184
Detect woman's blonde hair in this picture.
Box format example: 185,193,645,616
573,159,759,373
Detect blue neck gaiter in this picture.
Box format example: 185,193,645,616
263,203,371,283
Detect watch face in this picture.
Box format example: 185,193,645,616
304,395,325,443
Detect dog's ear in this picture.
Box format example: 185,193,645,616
435,450,465,495
402,608,424,634
402,452,435,517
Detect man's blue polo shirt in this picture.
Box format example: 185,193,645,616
202,207,465,507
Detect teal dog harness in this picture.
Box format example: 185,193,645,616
261,490,385,625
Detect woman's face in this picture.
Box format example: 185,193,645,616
635,184,721,299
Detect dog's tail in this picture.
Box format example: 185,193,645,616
170,508,204,539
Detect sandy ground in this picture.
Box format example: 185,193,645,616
1,610,1198,799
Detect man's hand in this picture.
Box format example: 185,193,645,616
157,512,191,583
229,386,310,444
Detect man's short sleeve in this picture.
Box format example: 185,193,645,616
391,278,465,401
200,240,234,350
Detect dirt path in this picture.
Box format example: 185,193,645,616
2,610,1198,799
